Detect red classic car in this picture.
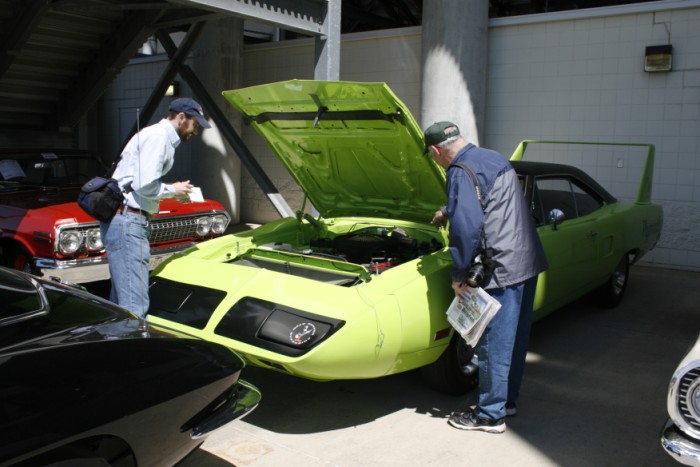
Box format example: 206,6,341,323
0,148,230,283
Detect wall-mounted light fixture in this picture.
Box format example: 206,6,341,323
645,45,673,72
165,81,179,97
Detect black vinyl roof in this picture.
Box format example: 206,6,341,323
511,160,617,203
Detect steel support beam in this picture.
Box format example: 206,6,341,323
314,0,341,80
59,9,162,128
167,0,341,80
120,21,206,146
0,0,50,80
158,33,295,218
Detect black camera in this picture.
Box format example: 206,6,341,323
465,248,495,287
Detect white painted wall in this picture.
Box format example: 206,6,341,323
484,3,700,270
237,3,700,271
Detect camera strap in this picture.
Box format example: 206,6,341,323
453,163,484,209
453,162,490,253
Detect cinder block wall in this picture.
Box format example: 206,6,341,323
484,5,700,270
239,5,700,271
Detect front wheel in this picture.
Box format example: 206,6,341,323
593,254,629,308
420,333,478,395
5,245,35,275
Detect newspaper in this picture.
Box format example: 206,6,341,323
446,287,501,348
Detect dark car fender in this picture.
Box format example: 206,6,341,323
0,336,255,466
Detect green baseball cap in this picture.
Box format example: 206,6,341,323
423,121,460,150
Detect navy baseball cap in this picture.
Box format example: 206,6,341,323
169,97,211,128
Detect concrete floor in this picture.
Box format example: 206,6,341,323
147,264,698,467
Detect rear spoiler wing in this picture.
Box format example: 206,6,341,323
509,140,656,205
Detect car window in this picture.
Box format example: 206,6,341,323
530,183,547,226
25,159,72,185
0,159,25,181
572,182,603,217
518,174,546,227
0,152,103,187
535,177,604,223
0,268,43,322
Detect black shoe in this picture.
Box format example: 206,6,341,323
505,402,517,417
448,410,505,433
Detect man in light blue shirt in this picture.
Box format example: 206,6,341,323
100,98,211,317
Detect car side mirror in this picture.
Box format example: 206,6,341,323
548,208,565,230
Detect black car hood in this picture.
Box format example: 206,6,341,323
0,267,248,464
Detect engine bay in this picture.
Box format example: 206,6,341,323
229,226,444,286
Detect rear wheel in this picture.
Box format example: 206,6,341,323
594,254,629,308
420,333,478,395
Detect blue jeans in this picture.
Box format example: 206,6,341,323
475,275,538,420
100,212,151,318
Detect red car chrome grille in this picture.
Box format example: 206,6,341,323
150,216,201,243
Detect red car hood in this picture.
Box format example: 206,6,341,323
1,187,226,224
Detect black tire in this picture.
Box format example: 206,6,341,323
420,333,479,395
594,254,629,308
5,245,35,275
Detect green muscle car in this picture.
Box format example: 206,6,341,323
147,80,663,393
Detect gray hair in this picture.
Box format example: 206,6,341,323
437,135,460,148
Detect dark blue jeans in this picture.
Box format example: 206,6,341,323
476,275,538,420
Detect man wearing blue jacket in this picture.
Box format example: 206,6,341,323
425,121,548,433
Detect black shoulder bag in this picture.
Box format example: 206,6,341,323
77,176,125,222
77,152,131,223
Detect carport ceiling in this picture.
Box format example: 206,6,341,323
0,0,658,133
0,0,330,133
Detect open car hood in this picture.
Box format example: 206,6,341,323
223,80,446,223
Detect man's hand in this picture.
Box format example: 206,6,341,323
172,180,193,195
173,180,193,203
431,209,447,227
452,280,469,297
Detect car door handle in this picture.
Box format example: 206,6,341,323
586,231,598,239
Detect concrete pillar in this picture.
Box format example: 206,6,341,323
190,18,244,224
421,0,489,145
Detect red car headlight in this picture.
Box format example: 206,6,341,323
85,228,103,251
58,230,82,254
195,217,212,237
211,214,228,235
